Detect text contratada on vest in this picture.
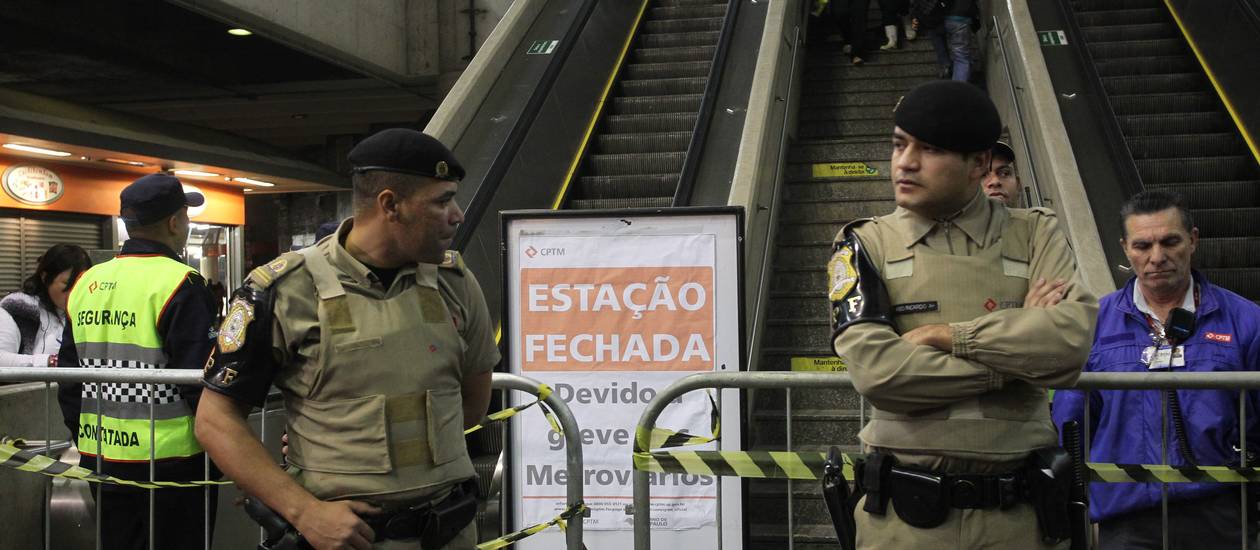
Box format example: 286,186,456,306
75,309,139,330
79,424,142,447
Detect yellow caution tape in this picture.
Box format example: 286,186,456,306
636,391,721,452
811,162,881,179
634,449,1260,484
476,502,588,550
466,383,562,436
0,439,230,489
791,356,848,372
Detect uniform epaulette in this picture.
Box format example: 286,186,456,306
1026,206,1056,218
439,250,466,275
246,251,305,289
840,217,878,236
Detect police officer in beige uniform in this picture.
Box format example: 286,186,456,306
829,81,1098,549
195,129,497,550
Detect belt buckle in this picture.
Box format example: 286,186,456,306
997,473,1020,509
949,477,982,509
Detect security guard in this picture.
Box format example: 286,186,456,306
57,173,220,550
829,81,1098,548
195,129,498,550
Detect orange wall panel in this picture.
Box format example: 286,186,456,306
0,155,245,225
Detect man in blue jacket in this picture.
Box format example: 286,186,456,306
1052,190,1260,549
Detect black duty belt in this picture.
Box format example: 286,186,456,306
365,478,479,543
887,466,1027,510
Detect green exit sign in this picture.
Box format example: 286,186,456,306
1038,30,1069,46
527,40,558,55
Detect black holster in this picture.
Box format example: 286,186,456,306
821,446,858,550
243,496,311,550
1025,446,1073,545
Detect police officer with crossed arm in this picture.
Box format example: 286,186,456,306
828,81,1098,548
195,129,498,550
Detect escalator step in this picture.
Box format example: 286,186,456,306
802,89,904,108
785,160,893,182
620,76,708,96
806,61,941,81
1134,156,1257,183
587,151,686,176
1109,92,1219,115
799,118,891,140
799,104,899,121
790,139,889,163
633,45,716,64
1191,208,1260,238
639,30,721,49
1198,268,1260,300
643,16,724,34
612,94,703,115
1080,22,1176,43
806,75,932,93
1125,133,1244,159
649,5,727,20
656,0,727,6
1094,55,1197,77
1102,73,1204,95
1147,180,1260,209
1074,8,1167,27
596,131,692,154
1088,38,1185,59
568,197,673,210
1195,238,1260,269
604,113,698,133
1072,0,1163,11
624,60,712,80
780,198,898,221
785,179,892,202
1117,112,1232,136
577,174,679,200
808,47,938,66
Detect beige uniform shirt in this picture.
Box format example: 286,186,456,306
833,190,1098,467
267,232,500,395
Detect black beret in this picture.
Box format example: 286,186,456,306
894,81,1000,153
348,128,465,181
120,174,204,225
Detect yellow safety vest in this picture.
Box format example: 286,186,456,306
68,255,203,462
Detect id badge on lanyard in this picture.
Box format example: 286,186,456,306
1142,344,1185,369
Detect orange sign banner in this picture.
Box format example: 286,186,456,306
519,266,714,372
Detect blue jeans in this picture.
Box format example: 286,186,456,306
943,17,973,82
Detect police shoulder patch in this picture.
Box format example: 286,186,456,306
218,297,255,353
246,251,305,289
828,244,859,302
439,250,466,274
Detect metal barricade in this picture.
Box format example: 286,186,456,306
0,368,585,550
632,371,1260,550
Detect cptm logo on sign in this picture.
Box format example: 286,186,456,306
525,246,565,258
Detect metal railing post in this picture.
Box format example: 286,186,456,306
490,373,585,550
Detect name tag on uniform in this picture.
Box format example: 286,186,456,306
1142,345,1185,369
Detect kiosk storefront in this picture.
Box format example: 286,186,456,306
0,154,246,296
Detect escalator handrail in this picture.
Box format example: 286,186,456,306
1051,0,1145,198
451,0,600,251
673,0,744,206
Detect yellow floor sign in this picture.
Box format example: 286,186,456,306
791,357,847,372
812,162,881,179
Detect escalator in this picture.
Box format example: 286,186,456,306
1067,0,1260,300
746,11,940,548
562,0,729,210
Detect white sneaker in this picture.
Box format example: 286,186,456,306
881,25,898,50
842,44,852,55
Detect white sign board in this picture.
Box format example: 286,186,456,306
504,209,744,550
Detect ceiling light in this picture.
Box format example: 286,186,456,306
101,158,148,167
233,177,275,187
3,143,72,157
243,188,253,192
227,28,252,36
173,169,220,177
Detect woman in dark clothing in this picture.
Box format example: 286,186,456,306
0,244,92,369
